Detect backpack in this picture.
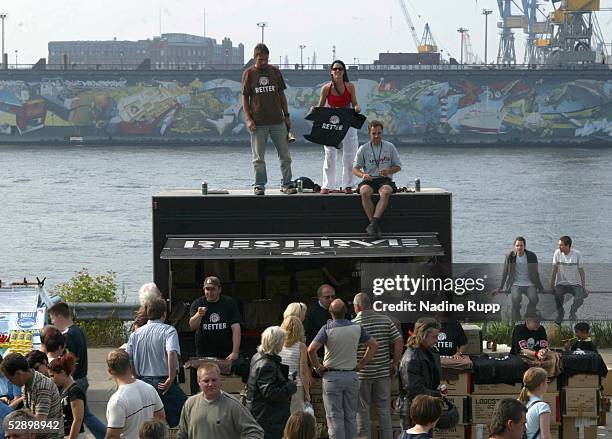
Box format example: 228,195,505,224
524,399,546,439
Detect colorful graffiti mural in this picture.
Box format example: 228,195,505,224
0,72,610,143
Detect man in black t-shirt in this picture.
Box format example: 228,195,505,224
435,314,468,358
189,276,242,360
510,310,548,359
48,302,106,439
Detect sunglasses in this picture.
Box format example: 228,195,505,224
332,67,344,71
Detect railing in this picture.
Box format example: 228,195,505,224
0,62,610,72
70,302,139,321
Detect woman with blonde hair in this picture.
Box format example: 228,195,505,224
280,316,311,413
283,302,307,322
397,317,443,429
283,411,317,439
519,367,551,439
246,326,297,439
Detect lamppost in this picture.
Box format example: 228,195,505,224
14,49,17,68
299,44,306,69
0,13,6,67
332,45,336,61
457,27,468,64
256,22,267,44
482,9,493,65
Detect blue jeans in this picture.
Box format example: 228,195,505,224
250,123,293,187
139,376,187,428
75,377,106,439
322,371,360,439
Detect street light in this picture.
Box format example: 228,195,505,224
256,22,267,44
332,45,336,61
0,13,6,67
299,44,306,69
482,9,493,65
14,49,17,68
457,27,468,64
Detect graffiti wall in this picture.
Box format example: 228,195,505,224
0,71,610,144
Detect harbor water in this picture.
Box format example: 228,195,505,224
1,144,611,299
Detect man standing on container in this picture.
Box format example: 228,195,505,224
352,121,402,238
189,276,242,360
308,299,378,439
549,235,587,323
242,43,296,196
493,237,544,322
352,293,403,439
127,298,187,428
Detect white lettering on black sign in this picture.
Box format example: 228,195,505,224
183,238,418,250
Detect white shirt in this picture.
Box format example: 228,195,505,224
552,248,583,286
106,379,164,439
126,320,181,377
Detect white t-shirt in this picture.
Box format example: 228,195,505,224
514,253,533,287
552,248,583,286
106,379,164,439
525,395,551,439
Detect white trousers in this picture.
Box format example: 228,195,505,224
322,127,359,189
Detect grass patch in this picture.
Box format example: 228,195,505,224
52,269,128,347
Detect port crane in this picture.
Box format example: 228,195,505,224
397,0,439,53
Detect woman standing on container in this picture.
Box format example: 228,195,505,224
316,60,361,194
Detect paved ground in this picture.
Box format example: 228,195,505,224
85,348,612,438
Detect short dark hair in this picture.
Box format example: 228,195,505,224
139,418,169,439
368,120,384,132
146,298,167,320
42,329,66,353
107,349,131,375
410,394,442,425
574,322,590,333
253,43,269,57
559,235,572,247
26,350,48,370
514,236,526,245
48,302,71,319
1,353,30,376
489,398,526,435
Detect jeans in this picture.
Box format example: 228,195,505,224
250,123,293,187
357,377,391,439
553,284,587,322
510,285,539,322
322,371,360,439
139,376,187,428
74,377,107,439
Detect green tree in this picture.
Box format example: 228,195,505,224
53,269,127,347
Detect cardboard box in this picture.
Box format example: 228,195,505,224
566,374,600,389
461,323,482,356
181,364,244,395
445,395,470,424
562,417,598,439
442,371,472,395
433,424,469,439
564,388,599,417
603,367,612,396
472,393,559,425
472,382,522,394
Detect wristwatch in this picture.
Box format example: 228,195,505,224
284,113,290,117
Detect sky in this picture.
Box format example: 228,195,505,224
3,0,612,65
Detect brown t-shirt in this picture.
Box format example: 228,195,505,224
242,64,286,126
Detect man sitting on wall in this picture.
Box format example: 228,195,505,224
352,120,402,238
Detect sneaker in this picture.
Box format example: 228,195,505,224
344,187,353,194
281,185,297,194
365,222,376,237
320,188,330,194
254,185,265,195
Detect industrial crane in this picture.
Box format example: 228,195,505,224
397,0,421,52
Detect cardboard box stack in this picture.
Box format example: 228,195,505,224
471,378,561,439
461,324,482,356
562,373,601,439
438,369,473,439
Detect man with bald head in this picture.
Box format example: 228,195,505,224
304,284,336,347
308,299,378,439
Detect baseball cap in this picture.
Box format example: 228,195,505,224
203,276,221,287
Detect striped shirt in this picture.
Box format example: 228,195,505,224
353,310,403,379
280,342,302,386
23,371,63,439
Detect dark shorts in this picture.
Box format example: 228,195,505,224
358,177,397,193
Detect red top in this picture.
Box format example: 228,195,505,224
326,83,352,108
